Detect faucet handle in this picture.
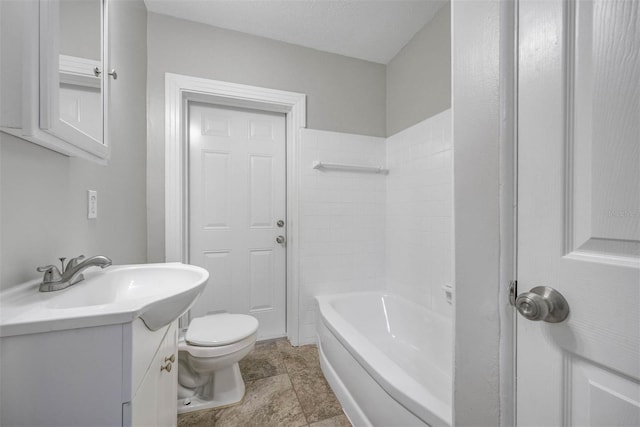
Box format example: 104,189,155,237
67,255,85,271
36,265,62,283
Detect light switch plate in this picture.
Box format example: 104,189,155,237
87,190,97,219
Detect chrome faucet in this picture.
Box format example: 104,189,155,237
37,255,112,292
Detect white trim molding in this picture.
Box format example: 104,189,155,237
164,73,306,345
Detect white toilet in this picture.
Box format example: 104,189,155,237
177,313,259,414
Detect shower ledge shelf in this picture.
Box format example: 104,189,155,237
312,160,389,174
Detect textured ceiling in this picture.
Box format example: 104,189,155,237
144,0,447,64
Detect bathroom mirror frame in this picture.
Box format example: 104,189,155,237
1,0,110,163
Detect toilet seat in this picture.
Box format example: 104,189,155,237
186,313,258,346
179,333,257,358
178,313,259,358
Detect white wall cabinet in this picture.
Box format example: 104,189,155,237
0,0,111,163
0,319,179,426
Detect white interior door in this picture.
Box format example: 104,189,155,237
188,102,287,341
516,1,640,425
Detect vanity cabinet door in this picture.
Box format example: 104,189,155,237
158,321,178,426
131,321,178,427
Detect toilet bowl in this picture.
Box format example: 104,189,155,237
177,313,259,414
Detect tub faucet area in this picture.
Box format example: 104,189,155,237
37,255,112,292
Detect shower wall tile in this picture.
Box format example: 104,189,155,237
298,128,387,344
297,112,453,344
385,109,453,318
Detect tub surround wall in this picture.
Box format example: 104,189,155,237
386,109,453,317
386,3,451,136
146,12,387,262
298,112,453,343
298,129,387,344
0,0,148,290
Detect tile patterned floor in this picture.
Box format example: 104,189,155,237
178,339,352,427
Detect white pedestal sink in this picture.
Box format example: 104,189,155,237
0,262,209,426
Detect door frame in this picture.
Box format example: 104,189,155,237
164,72,306,345
452,0,517,425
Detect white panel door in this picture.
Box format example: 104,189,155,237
517,0,640,425
188,103,287,340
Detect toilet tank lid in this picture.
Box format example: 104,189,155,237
186,313,259,347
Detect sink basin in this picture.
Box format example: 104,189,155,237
0,263,209,337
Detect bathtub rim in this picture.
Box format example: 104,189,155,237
316,291,452,426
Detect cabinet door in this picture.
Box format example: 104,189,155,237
158,322,178,426
131,321,178,427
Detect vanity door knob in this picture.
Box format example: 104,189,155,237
161,362,172,373
165,354,175,363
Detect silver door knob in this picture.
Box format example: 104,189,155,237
515,286,569,323
277,220,285,228
276,235,286,244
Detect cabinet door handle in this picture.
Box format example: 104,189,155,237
161,362,172,373
165,354,175,363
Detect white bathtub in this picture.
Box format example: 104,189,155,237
316,291,452,427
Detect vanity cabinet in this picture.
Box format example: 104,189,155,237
0,0,111,163
129,320,178,426
0,319,179,426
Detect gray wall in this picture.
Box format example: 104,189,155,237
0,0,148,290
146,12,387,262
387,4,451,136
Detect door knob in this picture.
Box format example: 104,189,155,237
277,220,285,228
276,235,286,244
515,286,569,323
94,68,117,80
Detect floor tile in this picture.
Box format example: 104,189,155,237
285,350,343,423
177,407,216,427
275,337,295,353
280,343,320,375
309,413,352,427
240,341,287,382
213,374,307,427
178,338,351,427
289,370,343,423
